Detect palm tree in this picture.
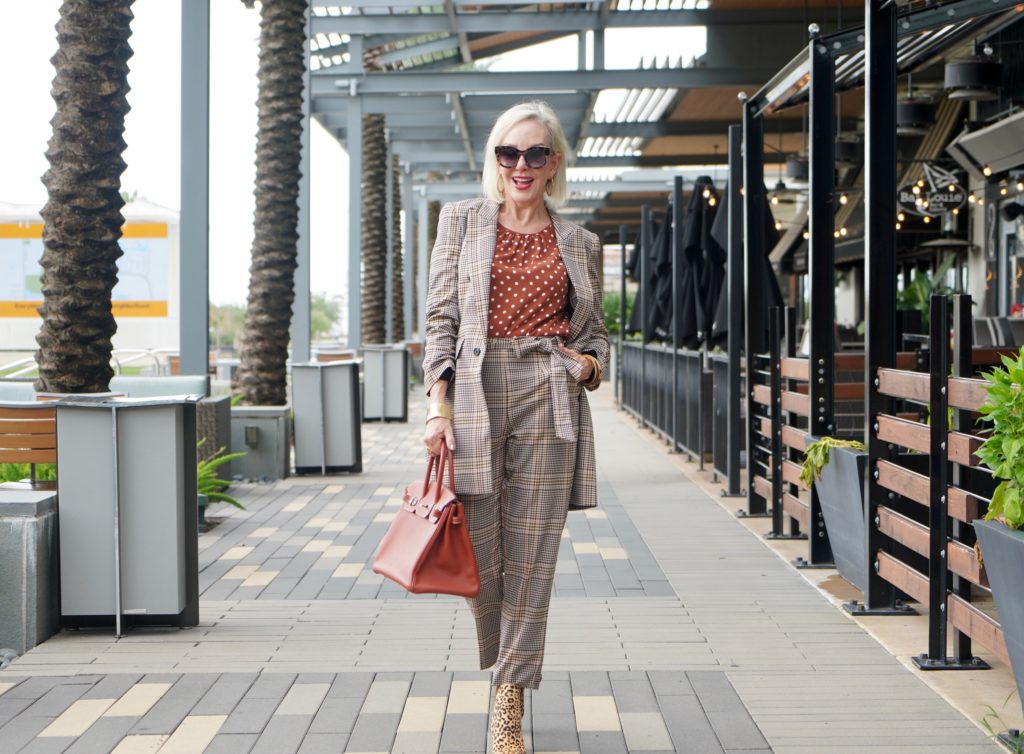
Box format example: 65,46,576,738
361,113,387,345
234,0,308,406
427,200,441,266
390,154,405,342
35,0,134,393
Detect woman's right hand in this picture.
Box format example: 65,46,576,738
424,417,455,456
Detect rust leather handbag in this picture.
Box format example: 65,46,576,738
372,443,480,597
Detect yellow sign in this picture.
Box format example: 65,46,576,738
0,301,168,318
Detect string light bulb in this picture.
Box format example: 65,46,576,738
968,193,977,204
911,185,921,195
771,194,779,205
839,227,848,237
896,222,902,230
708,196,717,206
702,188,711,199
949,183,956,192
833,230,841,238
802,230,810,240
774,220,782,230
1001,184,1009,196
897,212,906,222
983,165,993,177
1017,180,1024,192
952,208,960,215
839,193,848,205
923,215,931,223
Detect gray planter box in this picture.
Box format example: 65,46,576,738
292,361,362,474
56,398,199,632
814,444,869,594
974,518,1024,707
362,344,409,422
231,405,291,481
0,491,59,654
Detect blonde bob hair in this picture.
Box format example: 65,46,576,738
481,101,571,208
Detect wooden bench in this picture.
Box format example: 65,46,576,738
0,402,58,491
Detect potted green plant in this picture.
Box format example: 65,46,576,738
973,348,1024,710
801,437,868,592
197,441,247,533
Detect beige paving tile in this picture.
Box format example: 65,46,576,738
397,696,448,732
572,696,620,732
275,682,330,715
572,542,599,555
323,522,347,532
218,546,254,561
39,698,116,737
304,518,330,528
332,563,363,578
323,484,345,493
619,711,673,750
241,571,278,587
223,565,259,580
447,680,490,714
374,512,396,522
323,545,352,559
282,501,306,512
584,510,608,519
375,486,396,495
158,715,227,754
599,547,628,560
0,682,14,696
247,527,277,538
104,683,172,717
110,735,169,754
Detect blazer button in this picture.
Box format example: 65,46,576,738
473,347,481,356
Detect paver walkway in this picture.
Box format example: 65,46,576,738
0,387,1001,753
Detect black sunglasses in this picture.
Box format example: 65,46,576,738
494,145,552,169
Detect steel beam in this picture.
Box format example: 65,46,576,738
725,124,743,497
179,0,210,377
311,68,776,92
312,8,814,35
743,96,768,517
450,95,477,172
805,37,835,565
377,36,461,65
861,0,900,613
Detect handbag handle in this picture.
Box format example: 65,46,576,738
422,441,457,503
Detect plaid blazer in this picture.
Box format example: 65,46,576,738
423,198,610,509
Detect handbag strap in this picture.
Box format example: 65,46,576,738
427,442,457,503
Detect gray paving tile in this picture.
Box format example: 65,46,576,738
204,733,259,754
308,697,363,734
220,698,280,735
570,671,612,697
327,673,374,699
131,673,218,734
247,673,297,700
249,715,313,754
531,680,574,716
657,693,725,754
689,672,769,751
297,732,349,754
16,736,74,754
345,711,400,752
197,673,259,715
0,713,54,752
63,716,135,754
531,713,580,752
578,730,630,753
437,713,487,753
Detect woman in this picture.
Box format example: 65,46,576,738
421,101,609,754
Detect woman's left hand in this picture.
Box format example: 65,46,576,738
557,344,593,382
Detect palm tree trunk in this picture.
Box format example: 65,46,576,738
427,200,441,268
234,0,308,406
390,154,405,342
361,113,387,345
35,0,134,393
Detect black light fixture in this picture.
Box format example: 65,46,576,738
786,155,808,181
945,44,1002,101
835,138,861,166
896,98,934,136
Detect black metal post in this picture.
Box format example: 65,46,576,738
725,124,744,498
849,0,909,615
768,307,784,536
743,97,769,517
800,36,837,568
618,224,627,407
640,205,650,429
672,177,684,453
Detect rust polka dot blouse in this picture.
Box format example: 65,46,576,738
486,222,571,338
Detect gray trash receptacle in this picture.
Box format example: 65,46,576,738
362,344,409,422
56,397,199,635
0,490,59,654
293,361,362,474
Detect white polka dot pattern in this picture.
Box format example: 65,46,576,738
487,222,571,338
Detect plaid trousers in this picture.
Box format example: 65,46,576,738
461,337,582,689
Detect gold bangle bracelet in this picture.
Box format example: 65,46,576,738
425,403,453,423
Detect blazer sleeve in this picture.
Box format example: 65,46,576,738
422,203,465,401
583,230,611,387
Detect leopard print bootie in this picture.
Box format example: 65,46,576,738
489,683,525,754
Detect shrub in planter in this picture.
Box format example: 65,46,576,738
196,441,246,532
802,437,868,591
974,348,1024,712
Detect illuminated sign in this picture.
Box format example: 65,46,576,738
897,164,967,218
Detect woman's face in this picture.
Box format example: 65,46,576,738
496,118,560,210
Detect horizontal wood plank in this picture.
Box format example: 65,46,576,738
0,420,57,435
878,368,929,402
949,540,987,588
752,384,771,407
948,377,988,412
753,475,772,503
948,431,983,467
948,487,983,523
877,459,930,507
781,390,809,416
947,594,1009,666
782,493,809,527
833,352,919,371
971,347,1019,367
877,507,928,558
782,460,808,490
877,551,929,605
758,418,772,440
0,407,56,420
781,358,809,381
0,434,56,450
781,425,809,452
0,449,56,464
876,414,929,454
835,382,865,400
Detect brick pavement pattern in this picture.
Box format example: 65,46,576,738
0,388,1002,752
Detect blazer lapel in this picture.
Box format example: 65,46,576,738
552,212,591,340
468,200,500,334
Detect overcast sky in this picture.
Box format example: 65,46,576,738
0,1,704,312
